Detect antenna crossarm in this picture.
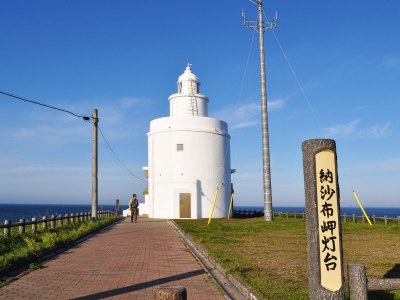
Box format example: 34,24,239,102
242,8,277,32
243,21,259,33
243,20,276,32
263,21,277,30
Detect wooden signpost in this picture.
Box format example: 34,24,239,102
302,139,345,299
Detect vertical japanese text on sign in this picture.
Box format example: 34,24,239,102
315,149,342,291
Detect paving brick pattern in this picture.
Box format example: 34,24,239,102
0,218,225,299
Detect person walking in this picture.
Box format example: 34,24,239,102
129,194,139,223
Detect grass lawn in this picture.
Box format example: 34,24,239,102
175,216,400,300
0,216,123,270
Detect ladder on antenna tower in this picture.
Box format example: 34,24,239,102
188,82,198,116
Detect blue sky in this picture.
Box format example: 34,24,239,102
0,0,399,208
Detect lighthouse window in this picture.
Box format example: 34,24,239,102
177,144,184,151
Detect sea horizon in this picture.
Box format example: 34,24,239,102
1,203,400,223
1,202,399,208
0,203,129,223
234,205,400,219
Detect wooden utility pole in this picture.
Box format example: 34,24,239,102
243,1,277,221
116,199,120,216
92,109,98,219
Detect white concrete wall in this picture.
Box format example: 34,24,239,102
138,202,147,216
147,116,231,219
169,94,209,117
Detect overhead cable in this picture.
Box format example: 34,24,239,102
98,125,148,183
236,30,256,107
0,89,90,120
1,88,147,184
263,11,323,130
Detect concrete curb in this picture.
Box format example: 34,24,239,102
168,220,260,300
0,217,124,285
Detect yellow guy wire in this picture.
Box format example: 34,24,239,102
353,191,372,226
228,192,234,220
208,188,219,225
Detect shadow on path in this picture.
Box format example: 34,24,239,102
384,264,400,278
71,269,205,300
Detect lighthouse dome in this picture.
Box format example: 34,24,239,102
176,64,201,95
178,65,199,83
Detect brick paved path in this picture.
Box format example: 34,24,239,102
0,218,225,299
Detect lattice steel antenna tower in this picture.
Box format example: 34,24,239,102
242,0,277,221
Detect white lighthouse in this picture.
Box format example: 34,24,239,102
142,65,232,219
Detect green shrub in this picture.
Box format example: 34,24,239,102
29,262,42,270
0,216,122,269
23,236,41,253
42,232,58,248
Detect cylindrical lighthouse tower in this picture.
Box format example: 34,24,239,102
144,65,232,219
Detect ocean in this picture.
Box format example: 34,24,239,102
0,203,129,223
0,204,399,223
234,206,400,219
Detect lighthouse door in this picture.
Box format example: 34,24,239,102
179,193,191,218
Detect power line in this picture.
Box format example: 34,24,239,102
98,125,148,183
215,31,257,190
1,88,146,182
263,11,323,130
236,30,256,107
0,89,90,120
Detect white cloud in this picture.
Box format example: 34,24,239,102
359,122,391,139
323,120,391,139
323,120,360,138
233,121,258,129
268,99,286,110
212,99,286,130
2,96,153,145
7,124,90,143
120,97,145,109
95,97,148,125
382,57,400,68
